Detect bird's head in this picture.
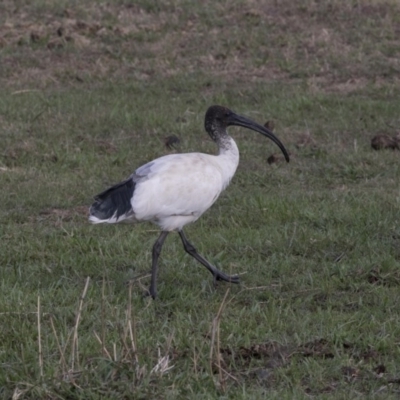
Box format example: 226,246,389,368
204,105,290,162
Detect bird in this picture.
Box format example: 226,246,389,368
89,105,290,299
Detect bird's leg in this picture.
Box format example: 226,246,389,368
148,231,169,299
178,230,240,285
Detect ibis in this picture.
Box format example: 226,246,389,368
89,105,289,298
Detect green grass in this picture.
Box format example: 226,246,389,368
1,0,400,398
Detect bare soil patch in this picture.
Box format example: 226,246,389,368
1,1,399,91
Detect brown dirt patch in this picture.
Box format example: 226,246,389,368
1,1,399,91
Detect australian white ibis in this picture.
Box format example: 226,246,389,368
89,105,290,298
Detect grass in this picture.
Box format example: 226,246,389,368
1,0,400,398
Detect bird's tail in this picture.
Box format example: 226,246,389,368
89,178,136,224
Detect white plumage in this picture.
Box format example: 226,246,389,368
90,142,239,231
90,105,289,298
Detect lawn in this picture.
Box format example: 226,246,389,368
1,0,400,398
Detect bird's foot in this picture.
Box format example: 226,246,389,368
144,287,157,299
214,272,240,285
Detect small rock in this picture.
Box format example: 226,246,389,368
371,134,399,150
267,152,291,165
30,32,40,43
165,135,180,150
264,120,275,131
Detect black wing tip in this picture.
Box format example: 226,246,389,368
90,178,136,221
89,200,113,221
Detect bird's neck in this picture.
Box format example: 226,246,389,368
217,134,238,155
217,135,239,186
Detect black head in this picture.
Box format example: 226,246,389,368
204,105,290,162
205,105,233,133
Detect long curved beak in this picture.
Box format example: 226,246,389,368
228,113,290,162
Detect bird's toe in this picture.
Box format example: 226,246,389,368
144,288,157,299
215,273,240,284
